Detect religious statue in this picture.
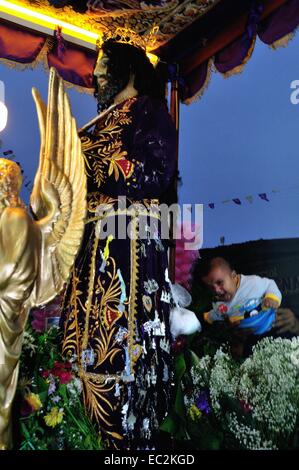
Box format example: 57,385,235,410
60,31,177,449
0,68,86,449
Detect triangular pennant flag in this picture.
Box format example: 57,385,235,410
259,193,269,202
245,196,253,204
271,189,280,193
208,203,215,209
233,198,242,205
221,200,231,204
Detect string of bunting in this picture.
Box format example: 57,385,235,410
207,186,299,209
1,140,297,206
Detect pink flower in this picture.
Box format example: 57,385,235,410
240,399,253,413
52,362,73,384
53,361,72,370
175,223,200,289
42,369,50,379
58,371,73,384
42,361,73,385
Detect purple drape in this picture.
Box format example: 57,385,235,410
183,0,299,102
214,3,264,74
0,19,96,89
47,39,96,88
0,21,46,63
258,0,299,44
180,61,210,103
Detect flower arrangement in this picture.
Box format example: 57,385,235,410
163,336,299,449
16,320,103,450
184,337,299,449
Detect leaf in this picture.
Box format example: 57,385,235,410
160,410,187,441
38,390,48,405
187,416,223,450
59,384,67,400
37,376,49,394
188,350,201,368
174,353,186,381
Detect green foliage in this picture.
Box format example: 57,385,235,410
15,325,103,450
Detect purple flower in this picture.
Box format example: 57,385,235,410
48,379,56,395
52,396,61,404
196,391,211,414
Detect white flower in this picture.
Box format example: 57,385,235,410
67,377,82,396
22,331,37,356
187,337,299,449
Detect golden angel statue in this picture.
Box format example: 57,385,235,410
0,68,86,450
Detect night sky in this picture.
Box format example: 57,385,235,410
0,33,298,248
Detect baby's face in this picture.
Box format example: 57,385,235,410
202,266,238,302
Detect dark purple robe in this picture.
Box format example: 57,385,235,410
60,95,176,449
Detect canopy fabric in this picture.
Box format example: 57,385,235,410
0,0,298,102
0,0,223,50
177,0,299,103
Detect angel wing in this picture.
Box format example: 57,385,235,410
29,67,87,306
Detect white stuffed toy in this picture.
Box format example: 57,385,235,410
169,283,202,339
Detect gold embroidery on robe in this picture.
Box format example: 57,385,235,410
81,98,136,188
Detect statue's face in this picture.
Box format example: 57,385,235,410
93,47,130,110
94,49,109,89
0,159,22,203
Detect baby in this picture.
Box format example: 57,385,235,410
198,257,281,325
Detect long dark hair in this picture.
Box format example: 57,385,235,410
93,39,167,108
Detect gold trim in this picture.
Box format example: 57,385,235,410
78,214,141,382
1,0,221,50
80,371,123,384
269,26,299,50
127,214,141,373
183,57,214,105
82,231,99,350
220,34,256,79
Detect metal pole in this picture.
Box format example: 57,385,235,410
169,63,180,284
